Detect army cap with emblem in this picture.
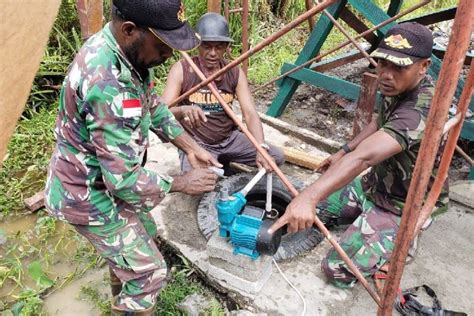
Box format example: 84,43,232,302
371,22,433,67
113,0,200,51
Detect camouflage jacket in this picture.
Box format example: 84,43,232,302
362,76,448,215
45,23,184,225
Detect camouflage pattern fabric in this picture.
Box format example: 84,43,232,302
362,76,448,216
44,23,182,310
319,177,400,288
320,77,448,288
45,23,183,226
74,207,168,310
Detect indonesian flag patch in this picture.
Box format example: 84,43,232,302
122,99,142,118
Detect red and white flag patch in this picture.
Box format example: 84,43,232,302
122,99,142,118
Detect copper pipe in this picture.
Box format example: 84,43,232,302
322,10,378,68
413,59,474,238
180,51,382,306
242,0,249,75
224,0,230,20
169,0,338,107
456,145,473,166
378,0,474,314
253,0,430,94
305,0,315,32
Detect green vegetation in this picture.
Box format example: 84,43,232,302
0,0,459,314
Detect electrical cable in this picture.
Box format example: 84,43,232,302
272,258,307,316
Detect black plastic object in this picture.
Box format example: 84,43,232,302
395,284,467,316
256,219,282,256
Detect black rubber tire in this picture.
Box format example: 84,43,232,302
197,172,324,261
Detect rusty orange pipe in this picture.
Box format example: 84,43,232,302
180,51,382,306
414,59,474,237
378,0,474,314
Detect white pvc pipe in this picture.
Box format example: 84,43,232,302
240,168,267,196
266,173,272,214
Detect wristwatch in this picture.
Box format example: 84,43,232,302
260,143,270,150
341,143,351,154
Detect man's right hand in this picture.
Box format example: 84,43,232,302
181,105,207,129
171,168,217,195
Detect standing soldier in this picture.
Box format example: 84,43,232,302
44,1,221,314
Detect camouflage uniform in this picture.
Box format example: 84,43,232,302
320,76,448,288
44,23,184,310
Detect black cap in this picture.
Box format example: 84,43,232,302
113,0,200,51
197,13,234,43
371,22,433,66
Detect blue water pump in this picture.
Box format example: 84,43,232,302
215,171,282,260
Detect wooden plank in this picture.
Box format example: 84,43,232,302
405,7,456,25
258,113,342,154
266,0,347,117
0,1,61,167
281,62,362,101
24,191,45,212
311,50,364,72
352,72,378,137
207,0,221,13
339,7,378,45
280,147,326,170
76,0,103,40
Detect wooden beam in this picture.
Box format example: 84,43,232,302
76,0,103,40
207,0,221,13
352,72,378,137
339,7,378,45
280,147,326,170
0,1,61,168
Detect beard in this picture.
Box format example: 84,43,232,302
123,33,166,75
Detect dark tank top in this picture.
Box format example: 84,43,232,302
179,56,239,144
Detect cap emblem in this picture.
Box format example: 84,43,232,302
178,2,186,22
384,34,413,50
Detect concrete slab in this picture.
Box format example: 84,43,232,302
146,125,474,315
449,180,474,210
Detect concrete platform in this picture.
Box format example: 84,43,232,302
146,124,474,315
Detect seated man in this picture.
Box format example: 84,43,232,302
162,13,284,174
269,22,448,288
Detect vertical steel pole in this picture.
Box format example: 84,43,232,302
242,0,249,75
378,1,474,314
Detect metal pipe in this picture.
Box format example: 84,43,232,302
378,1,474,314
456,145,474,166
76,0,103,41
266,173,273,214
305,0,316,32
224,0,229,21
413,59,474,237
322,9,378,68
442,112,462,135
242,0,249,75
180,51,382,306
253,0,430,94
169,0,338,107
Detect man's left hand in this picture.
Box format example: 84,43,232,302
188,148,222,169
256,152,274,172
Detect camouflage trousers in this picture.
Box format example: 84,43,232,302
73,206,167,311
319,177,400,288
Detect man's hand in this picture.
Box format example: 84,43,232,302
181,105,207,129
268,193,317,234
187,147,222,169
171,169,218,195
256,152,274,172
316,150,345,173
